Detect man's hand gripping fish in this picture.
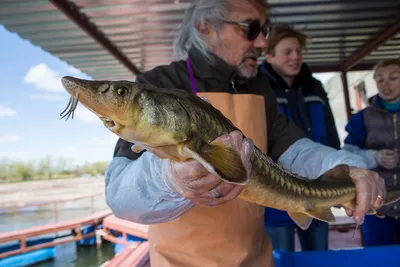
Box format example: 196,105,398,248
60,76,400,230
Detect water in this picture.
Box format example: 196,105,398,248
35,242,115,267
1,202,116,266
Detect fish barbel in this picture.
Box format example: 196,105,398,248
60,76,400,230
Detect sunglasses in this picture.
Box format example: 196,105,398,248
222,19,271,41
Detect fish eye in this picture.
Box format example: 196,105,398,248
116,86,128,96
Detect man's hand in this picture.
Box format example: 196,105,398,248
376,149,399,169
163,130,254,207
346,167,387,224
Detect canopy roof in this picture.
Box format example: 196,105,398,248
1,0,399,80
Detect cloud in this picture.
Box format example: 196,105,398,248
23,63,64,92
0,134,20,143
0,105,16,117
74,104,101,124
30,94,67,102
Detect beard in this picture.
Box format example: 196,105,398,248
237,49,261,78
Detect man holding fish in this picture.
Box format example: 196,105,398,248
64,1,388,266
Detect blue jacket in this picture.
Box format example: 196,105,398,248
344,95,400,148
259,61,341,227
343,95,400,218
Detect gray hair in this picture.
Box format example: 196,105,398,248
172,0,268,64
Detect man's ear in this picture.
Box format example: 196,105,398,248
196,19,212,36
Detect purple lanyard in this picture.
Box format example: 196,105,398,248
186,58,197,96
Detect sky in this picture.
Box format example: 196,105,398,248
0,25,118,165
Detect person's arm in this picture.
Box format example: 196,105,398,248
278,138,367,179
105,149,195,224
266,90,386,225
276,136,386,225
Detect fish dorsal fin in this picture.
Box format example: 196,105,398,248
183,141,248,185
287,212,313,230
318,164,352,182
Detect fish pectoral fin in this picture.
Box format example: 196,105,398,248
131,144,145,153
183,141,248,185
287,212,313,230
306,207,336,224
341,199,356,211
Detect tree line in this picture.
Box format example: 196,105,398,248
0,155,109,183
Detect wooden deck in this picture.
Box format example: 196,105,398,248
101,214,148,246
0,210,111,259
104,242,150,267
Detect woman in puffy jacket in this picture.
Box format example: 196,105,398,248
343,58,400,246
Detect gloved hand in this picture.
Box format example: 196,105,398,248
162,130,254,207
375,149,399,169
346,167,387,225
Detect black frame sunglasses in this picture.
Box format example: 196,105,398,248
221,19,271,41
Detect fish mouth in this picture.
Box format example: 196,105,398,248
60,95,120,131
60,93,79,121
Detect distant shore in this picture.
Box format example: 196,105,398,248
0,177,108,214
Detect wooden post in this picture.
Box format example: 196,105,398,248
341,71,352,121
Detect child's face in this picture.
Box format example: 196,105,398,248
374,64,400,103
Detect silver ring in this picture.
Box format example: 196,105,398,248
210,188,223,199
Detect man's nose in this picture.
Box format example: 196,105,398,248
253,32,269,49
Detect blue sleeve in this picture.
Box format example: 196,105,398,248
344,110,366,148
278,138,367,179
105,153,195,224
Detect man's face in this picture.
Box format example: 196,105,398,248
206,0,269,78
265,37,303,80
374,65,400,103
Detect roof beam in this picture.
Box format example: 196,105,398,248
49,0,141,75
340,18,400,72
310,63,375,73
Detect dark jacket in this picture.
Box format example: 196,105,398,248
114,48,305,162
345,95,400,218
260,61,340,227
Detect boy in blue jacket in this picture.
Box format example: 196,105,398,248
259,24,340,251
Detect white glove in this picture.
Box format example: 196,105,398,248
163,130,253,207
